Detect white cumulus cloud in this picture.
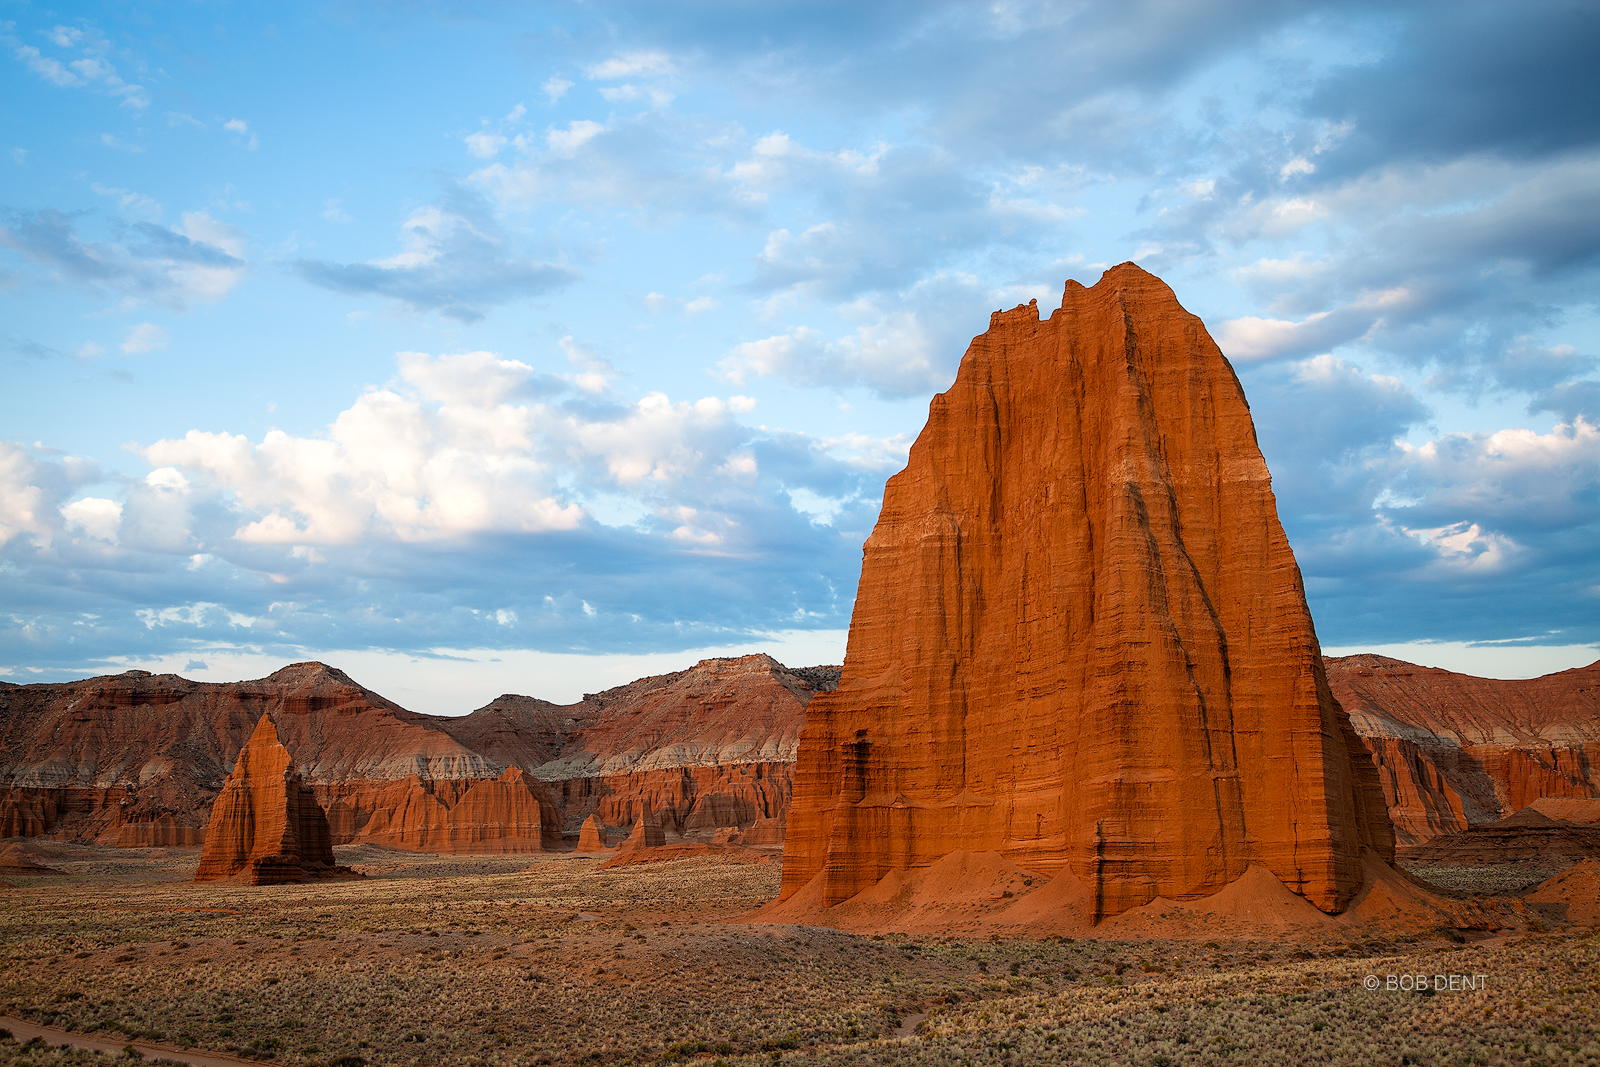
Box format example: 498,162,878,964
60,497,122,542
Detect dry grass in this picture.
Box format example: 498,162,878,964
1,845,1595,1066
1401,862,1571,897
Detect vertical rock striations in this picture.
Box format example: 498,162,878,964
781,263,1393,919
325,767,560,854
194,714,337,884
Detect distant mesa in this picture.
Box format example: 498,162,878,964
0,653,820,857
779,263,1394,924
194,713,351,884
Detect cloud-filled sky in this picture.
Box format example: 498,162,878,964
3,1,1597,710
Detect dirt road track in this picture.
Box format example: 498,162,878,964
1,1016,265,1066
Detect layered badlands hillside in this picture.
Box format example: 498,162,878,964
0,654,828,851
1328,654,1600,846
526,655,822,838
781,263,1393,923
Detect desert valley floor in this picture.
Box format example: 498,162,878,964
1,846,1597,1067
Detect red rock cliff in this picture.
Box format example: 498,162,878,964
781,263,1394,918
1329,655,1600,845
526,653,817,836
321,766,560,853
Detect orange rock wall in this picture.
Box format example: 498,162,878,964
1474,745,1599,813
115,811,208,848
0,785,155,843
1363,738,1478,847
545,761,792,836
0,787,59,838
736,814,786,847
319,767,560,853
783,264,1393,918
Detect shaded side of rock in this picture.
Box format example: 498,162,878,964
617,803,667,852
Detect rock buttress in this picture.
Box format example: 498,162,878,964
618,803,667,851
575,813,609,851
781,263,1394,918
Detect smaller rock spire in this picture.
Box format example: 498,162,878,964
194,713,338,884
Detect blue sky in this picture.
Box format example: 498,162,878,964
3,1,1597,711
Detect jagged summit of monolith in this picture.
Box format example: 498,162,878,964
781,262,1394,920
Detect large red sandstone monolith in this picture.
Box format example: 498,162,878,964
781,263,1394,920
195,714,336,884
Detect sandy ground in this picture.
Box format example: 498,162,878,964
1,842,1596,1066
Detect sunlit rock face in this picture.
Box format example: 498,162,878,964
782,263,1394,919
575,813,609,852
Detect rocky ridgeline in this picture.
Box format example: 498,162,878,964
0,653,828,853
